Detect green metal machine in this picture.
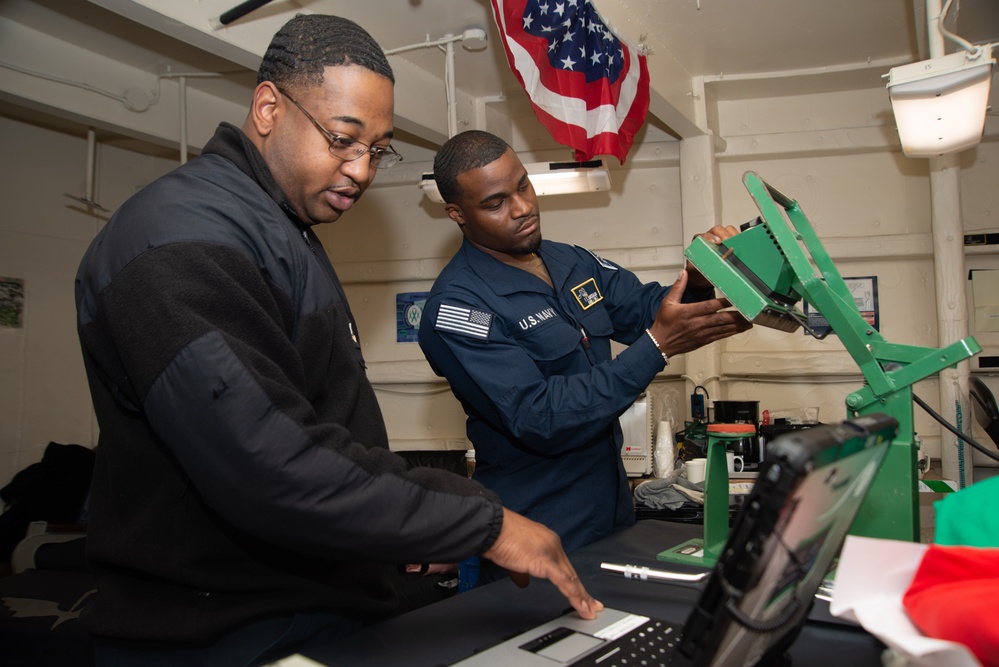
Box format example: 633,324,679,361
662,171,979,563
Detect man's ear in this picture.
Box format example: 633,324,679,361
248,82,281,138
445,203,465,229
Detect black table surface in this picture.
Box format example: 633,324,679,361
301,520,884,667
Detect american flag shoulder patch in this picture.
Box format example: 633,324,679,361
577,245,619,271
435,303,494,340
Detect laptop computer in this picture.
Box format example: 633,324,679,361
450,413,898,667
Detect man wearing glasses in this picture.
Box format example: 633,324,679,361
76,14,598,666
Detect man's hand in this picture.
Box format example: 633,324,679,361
685,224,740,290
482,508,603,619
647,270,752,357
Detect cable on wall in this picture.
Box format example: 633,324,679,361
0,59,151,111
0,58,235,165
63,128,109,215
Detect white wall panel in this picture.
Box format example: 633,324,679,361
0,115,176,484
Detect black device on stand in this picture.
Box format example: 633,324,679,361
759,422,820,463
712,401,761,471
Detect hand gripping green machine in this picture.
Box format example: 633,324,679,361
668,171,980,563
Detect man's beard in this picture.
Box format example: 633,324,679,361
509,232,542,256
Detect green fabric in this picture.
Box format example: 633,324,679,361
934,476,999,548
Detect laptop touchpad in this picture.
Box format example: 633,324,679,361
519,627,604,662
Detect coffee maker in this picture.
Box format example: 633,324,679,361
711,400,762,471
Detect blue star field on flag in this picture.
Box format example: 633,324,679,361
519,0,625,85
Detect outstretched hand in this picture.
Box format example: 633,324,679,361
482,508,603,619
647,269,752,357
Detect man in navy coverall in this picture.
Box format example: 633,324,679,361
419,130,751,569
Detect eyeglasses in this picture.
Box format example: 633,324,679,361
278,88,403,170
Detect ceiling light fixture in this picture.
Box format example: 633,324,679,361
420,159,612,203
885,0,996,159
886,49,994,158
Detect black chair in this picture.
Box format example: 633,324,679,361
0,522,95,666
0,442,96,666
970,376,999,449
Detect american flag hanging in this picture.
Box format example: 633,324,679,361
489,0,650,164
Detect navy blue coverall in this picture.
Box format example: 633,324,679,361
418,238,713,553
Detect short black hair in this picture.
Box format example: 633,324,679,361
257,14,394,89
433,130,511,204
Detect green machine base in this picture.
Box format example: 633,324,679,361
683,171,980,543
656,437,732,567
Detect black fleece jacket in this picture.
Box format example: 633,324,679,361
75,123,503,646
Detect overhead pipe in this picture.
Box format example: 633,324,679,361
179,76,188,164
445,37,457,138
210,0,276,30
926,0,973,484
63,128,109,213
158,72,224,164
85,128,96,203
385,29,488,140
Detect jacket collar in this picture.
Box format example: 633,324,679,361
460,238,575,296
202,122,305,229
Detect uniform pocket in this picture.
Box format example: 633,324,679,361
510,318,580,362
577,302,614,337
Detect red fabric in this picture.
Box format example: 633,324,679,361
902,544,999,667
489,0,650,164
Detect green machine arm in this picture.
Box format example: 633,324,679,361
685,171,981,542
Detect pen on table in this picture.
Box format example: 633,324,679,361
600,562,709,583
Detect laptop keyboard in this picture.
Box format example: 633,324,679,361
571,619,680,666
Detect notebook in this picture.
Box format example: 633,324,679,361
450,413,898,667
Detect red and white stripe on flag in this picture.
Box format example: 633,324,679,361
489,0,650,164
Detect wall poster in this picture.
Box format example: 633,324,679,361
0,277,24,328
971,269,999,333
802,276,879,337
396,292,429,343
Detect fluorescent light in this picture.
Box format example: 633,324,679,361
419,176,446,204
886,49,994,158
525,160,612,196
420,159,611,203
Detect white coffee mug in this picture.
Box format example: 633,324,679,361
685,458,707,484
726,451,745,474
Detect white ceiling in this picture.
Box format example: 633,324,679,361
1,0,997,162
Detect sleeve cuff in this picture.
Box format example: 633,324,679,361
479,498,505,553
